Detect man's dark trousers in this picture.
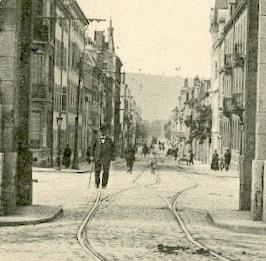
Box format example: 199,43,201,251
95,158,111,187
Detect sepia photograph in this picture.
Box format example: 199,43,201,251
0,0,265,260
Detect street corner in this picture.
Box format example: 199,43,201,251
206,209,266,235
0,205,63,227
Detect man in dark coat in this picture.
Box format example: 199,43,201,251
92,126,115,189
62,144,71,168
224,149,231,171
142,143,149,158
125,144,136,173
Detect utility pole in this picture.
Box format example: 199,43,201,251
72,56,83,169
0,0,33,213
250,0,265,221
16,0,33,206
240,0,259,214
56,22,64,171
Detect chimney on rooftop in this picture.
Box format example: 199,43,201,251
94,31,105,50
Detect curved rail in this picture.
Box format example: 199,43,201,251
146,170,233,261
78,161,234,261
77,189,106,261
77,165,149,260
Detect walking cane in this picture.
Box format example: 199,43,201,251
88,160,94,189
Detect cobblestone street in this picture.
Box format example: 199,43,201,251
0,159,266,260
86,165,218,261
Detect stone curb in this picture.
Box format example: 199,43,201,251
0,205,63,227
206,211,266,235
33,167,91,174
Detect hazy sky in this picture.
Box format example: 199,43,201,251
77,0,215,79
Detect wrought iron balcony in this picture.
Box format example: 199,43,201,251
234,42,245,57
220,54,233,74
232,93,244,120
232,93,243,107
223,97,232,117
232,42,245,68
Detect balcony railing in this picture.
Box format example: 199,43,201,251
220,54,233,74
231,93,244,120
224,54,233,68
233,42,245,68
234,42,245,56
232,93,243,107
223,97,232,117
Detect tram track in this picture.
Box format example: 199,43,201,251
145,170,233,261
77,166,149,260
77,162,234,261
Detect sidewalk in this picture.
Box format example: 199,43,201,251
186,160,239,178
0,162,92,227
0,205,63,227
179,161,266,235
5,160,121,228
33,162,92,174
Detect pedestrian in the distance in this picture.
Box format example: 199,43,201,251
224,149,231,171
188,150,194,165
143,143,149,158
150,152,158,174
174,148,178,161
219,156,225,170
125,144,136,173
211,150,219,170
62,144,72,168
92,125,115,189
85,146,90,163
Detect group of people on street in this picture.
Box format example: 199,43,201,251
211,149,231,171
125,142,159,174
170,146,194,165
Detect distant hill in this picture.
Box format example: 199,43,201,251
125,73,184,121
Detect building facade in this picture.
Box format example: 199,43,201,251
210,0,262,214
175,78,211,162
30,0,55,166
210,0,228,163
29,0,126,165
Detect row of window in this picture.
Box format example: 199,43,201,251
54,39,82,71
57,12,86,42
221,117,241,151
54,84,67,112
233,67,244,94
224,75,232,97
55,39,67,70
29,110,52,149
31,53,47,98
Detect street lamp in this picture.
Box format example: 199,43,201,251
56,113,63,170
72,57,83,170
240,121,244,155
